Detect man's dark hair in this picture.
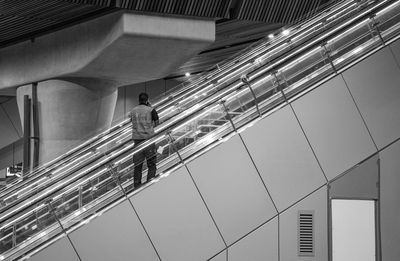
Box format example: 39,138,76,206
139,92,149,104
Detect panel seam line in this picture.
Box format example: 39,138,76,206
237,133,279,213
288,103,329,183
183,164,229,248
0,103,22,138
126,193,162,261
340,74,379,152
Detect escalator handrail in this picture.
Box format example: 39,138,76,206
0,0,357,201
2,0,400,256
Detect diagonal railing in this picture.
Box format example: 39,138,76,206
1,0,400,259
0,0,353,213
0,0,362,212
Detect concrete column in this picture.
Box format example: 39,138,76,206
16,78,118,165
2,11,215,167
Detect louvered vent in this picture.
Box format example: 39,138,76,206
298,210,315,257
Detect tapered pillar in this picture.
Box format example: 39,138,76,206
2,11,215,166
16,78,118,165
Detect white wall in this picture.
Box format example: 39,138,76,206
332,200,376,261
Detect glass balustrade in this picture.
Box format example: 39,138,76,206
1,0,400,259
0,0,359,204
0,0,357,200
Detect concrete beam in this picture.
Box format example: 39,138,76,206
0,11,215,89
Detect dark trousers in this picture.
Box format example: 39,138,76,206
133,140,157,186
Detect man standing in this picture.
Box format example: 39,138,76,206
130,92,159,187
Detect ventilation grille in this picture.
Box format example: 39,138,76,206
298,210,315,257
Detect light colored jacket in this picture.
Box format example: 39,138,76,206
130,104,155,140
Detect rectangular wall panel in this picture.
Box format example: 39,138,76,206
130,167,225,261
28,237,80,261
379,139,400,261
329,154,379,200
0,105,20,148
279,186,328,261
241,106,326,212
342,46,400,150
70,200,159,261
187,135,277,245
228,217,278,261
331,199,376,261
389,38,400,71
292,75,377,180
2,98,22,137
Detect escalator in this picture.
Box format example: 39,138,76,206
1,0,400,259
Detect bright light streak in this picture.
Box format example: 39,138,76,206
51,167,108,201
217,63,252,83
335,57,344,64
226,88,249,102
200,135,215,145
376,1,399,16
327,19,369,45
52,151,92,174
353,46,363,54
176,84,213,105
252,74,273,87
0,203,45,230
254,57,263,65
291,22,322,42
327,3,357,22
171,105,219,133
280,46,320,71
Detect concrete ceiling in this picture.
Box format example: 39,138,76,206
0,0,335,84
0,12,215,89
166,18,284,80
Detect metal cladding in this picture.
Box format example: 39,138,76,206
0,0,113,47
0,0,333,48
234,0,325,23
120,0,231,18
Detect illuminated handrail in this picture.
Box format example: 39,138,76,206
0,0,390,225
2,0,400,259
3,0,347,194
0,0,361,206
0,0,356,194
